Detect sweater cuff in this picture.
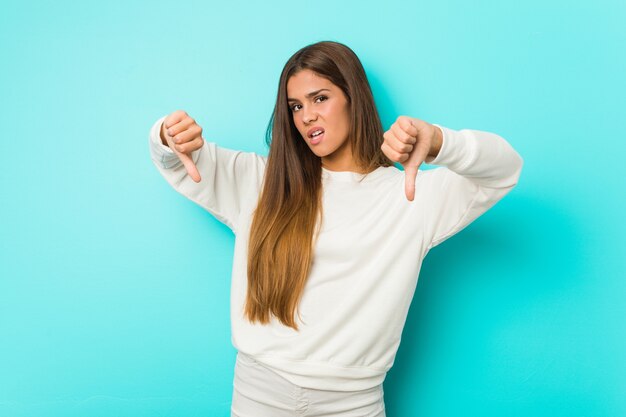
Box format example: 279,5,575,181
425,123,477,172
149,115,182,168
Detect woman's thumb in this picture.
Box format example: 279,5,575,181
162,126,202,183
404,165,418,201
177,151,201,183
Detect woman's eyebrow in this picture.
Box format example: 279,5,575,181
287,88,330,102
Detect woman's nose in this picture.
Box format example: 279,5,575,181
303,107,317,124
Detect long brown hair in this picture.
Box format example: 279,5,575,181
245,40,393,330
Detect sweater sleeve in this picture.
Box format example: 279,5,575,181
148,115,267,233
421,123,523,249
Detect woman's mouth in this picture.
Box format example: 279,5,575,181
309,130,324,145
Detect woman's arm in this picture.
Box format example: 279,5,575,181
420,124,523,249
148,115,267,233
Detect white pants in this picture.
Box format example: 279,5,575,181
231,351,386,417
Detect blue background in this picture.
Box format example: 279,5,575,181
1,0,624,416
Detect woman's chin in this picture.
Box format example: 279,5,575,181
309,147,331,158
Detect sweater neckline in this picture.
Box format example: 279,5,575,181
321,165,390,183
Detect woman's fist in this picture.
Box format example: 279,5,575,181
160,110,204,183
381,115,440,201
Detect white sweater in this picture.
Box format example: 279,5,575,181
148,116,523,391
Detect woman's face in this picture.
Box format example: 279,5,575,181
287,69,353,171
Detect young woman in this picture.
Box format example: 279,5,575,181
148,40,523,417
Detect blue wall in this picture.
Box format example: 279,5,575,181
1,0,624,415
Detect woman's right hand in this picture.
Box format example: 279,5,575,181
160,110,203,183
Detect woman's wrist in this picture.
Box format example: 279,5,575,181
160,122,169,147
428,124,443,158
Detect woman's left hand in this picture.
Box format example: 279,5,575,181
381,116,441,201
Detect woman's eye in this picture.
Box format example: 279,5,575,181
290,96,326,112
